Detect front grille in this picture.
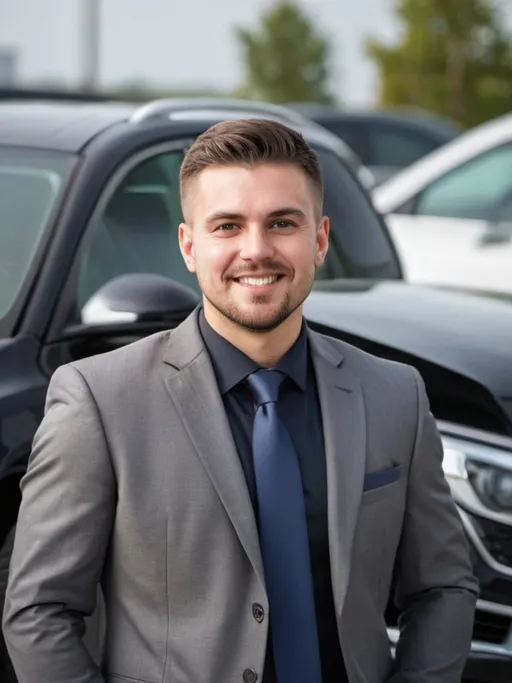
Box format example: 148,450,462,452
473,608,511,644
467,511,512,568
386,601,512,645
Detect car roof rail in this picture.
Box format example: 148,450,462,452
129,97,308,125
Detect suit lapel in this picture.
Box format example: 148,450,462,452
162,311,265,588
309,330,367,617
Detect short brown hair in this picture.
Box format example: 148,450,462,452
179,118,323,214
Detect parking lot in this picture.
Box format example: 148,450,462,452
1,1,512,682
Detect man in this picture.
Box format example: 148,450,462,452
3,119,478,683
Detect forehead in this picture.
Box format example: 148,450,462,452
187,163,316,214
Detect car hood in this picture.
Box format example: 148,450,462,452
305,280,512,399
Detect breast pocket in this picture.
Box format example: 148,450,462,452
361,465,403,506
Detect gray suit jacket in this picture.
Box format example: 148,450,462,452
3,310,478,683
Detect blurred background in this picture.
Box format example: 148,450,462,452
3,0,512,298
1,0,512,122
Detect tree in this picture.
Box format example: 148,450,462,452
366,0,512,128
236,1,335,104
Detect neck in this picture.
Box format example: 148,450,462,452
203,304,303,368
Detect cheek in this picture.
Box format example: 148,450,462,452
283,236,318,267
194,239,236,274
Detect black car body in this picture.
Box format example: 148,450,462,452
0,97,511,683
287,103,461,186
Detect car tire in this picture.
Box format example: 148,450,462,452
0,525,17,683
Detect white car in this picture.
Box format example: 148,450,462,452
372,113,512,294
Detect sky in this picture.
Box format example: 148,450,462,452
1,0,512,106
0,0,400,105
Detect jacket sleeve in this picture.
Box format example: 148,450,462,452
2,364,115,683
388,366,479,683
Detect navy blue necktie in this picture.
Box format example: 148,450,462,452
247,369,322,683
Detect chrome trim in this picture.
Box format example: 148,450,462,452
459,507,512,578
387,626,512,658
477,599,512,618
81,296,137,325
128,98,307,125
438,421,512,452
443,437,512,474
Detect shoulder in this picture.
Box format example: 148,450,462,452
50,329,172,395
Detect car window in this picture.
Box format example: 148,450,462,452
415,144,512,220
76,150,197,308
74,143,399,317
370,125,438,167
322,121,370,164
0,148,75,321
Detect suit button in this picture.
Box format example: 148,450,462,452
243,669,258,683
252,603,265,623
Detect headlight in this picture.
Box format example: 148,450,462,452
466,460,512,511
440,428,512,573
442,432,512,523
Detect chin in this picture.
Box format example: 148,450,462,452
228,303,295,333
205,290,303,332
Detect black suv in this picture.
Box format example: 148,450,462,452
0,97,511,683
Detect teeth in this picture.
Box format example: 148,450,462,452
239,275,279,286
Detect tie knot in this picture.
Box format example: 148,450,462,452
247,369,285,406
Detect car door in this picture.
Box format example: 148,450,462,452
385,143,512,293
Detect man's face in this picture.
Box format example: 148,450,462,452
179,162,329,333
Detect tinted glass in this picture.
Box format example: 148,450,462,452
322,121,370,163
0,148,75,320
371,125,439,167
76,150,190,307
416,144,512,220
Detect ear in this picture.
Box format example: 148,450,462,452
315,216,330,267
178,222,196,273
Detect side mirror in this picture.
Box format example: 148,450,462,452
81,273,201,326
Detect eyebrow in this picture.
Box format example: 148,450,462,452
205,207,307,223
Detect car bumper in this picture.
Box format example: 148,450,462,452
462,648,512,683
388,617,512,683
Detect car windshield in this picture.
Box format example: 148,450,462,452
0,147,75,320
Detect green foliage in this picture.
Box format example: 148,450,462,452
236,1,335,104
366,0,512,128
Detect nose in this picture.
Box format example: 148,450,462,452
239,225,275,261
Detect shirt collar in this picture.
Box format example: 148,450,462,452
199,309,308,394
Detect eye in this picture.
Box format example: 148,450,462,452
216,223,238,232
271,220,295,229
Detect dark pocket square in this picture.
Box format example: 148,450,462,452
363,465,402,491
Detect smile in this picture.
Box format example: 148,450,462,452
236,275,281,286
